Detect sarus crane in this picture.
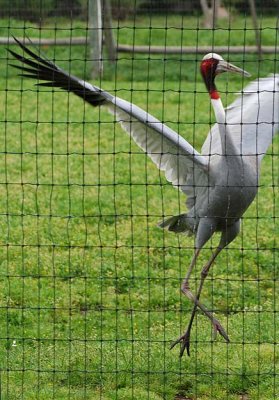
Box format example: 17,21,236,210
9,38,279,357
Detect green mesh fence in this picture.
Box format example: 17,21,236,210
0,1,278,399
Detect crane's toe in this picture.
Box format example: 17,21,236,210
170,318,229,357
170,331,191,357
212,318,230,342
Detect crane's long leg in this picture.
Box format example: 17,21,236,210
171,246,228,357
170,220,225,326
171,221,240,357
174,248,220,320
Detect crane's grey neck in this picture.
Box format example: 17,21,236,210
211,97,238,156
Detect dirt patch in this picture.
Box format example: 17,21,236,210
174,394,193,400
239,394,249,400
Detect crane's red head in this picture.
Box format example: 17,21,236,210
200,53,250,100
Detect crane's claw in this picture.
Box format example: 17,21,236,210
170,331,191,357
212,318,230,342
170,318,229,358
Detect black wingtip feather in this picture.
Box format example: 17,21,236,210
11,36,55,69
9,36,109,107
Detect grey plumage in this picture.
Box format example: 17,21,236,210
9,39,279,357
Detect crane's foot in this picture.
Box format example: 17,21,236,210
170,330,191,357
170,317,230,358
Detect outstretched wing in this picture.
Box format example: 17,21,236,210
202,75,279,161
8,38,209,197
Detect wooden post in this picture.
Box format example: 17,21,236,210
248,0,262,59
88,0,103,78
212,0,220,29
200,0,212,28
200,0,220,29
103,0,117,62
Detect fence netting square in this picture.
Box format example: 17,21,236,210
0,1,278,399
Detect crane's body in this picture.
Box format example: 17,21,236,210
160,94,260,242
9,39,279,356
164,143,258,233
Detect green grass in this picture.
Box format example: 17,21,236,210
0,14,278,400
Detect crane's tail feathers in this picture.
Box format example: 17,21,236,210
158,214,195,234
8,37,107,107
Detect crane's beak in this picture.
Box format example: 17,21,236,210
216,60,251,77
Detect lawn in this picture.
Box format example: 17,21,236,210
0,13,278,400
